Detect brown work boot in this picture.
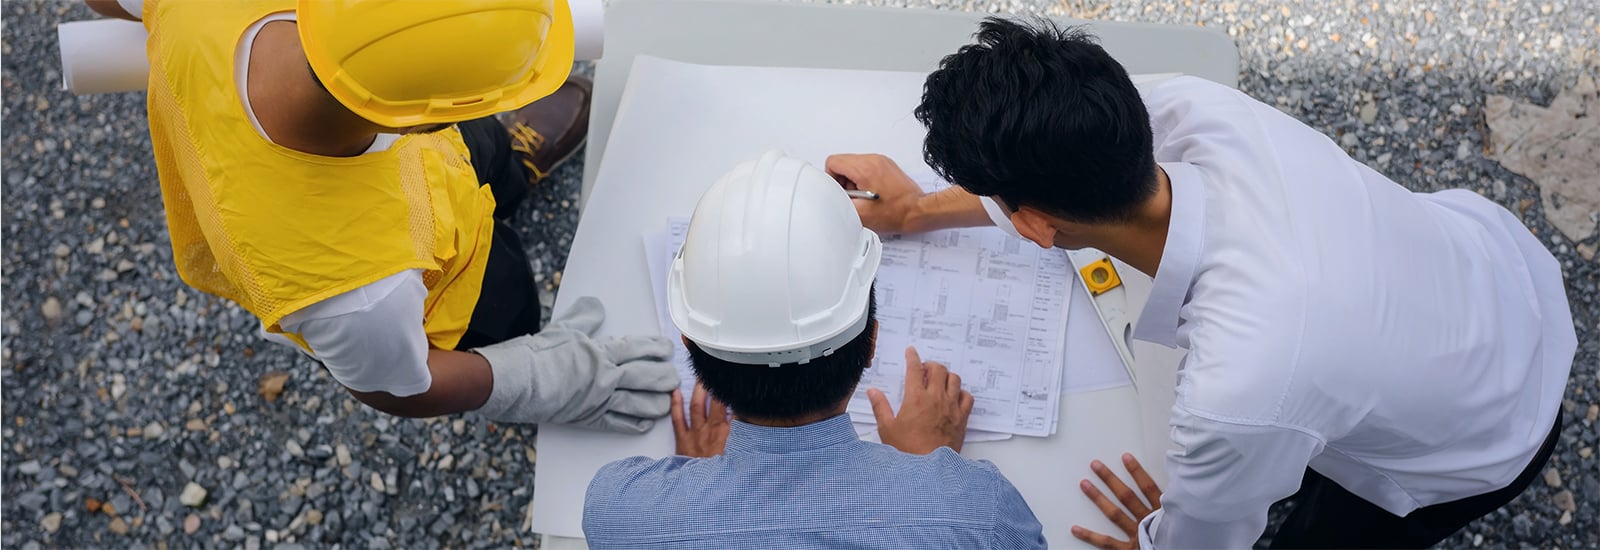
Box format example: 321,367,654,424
503,75,593,185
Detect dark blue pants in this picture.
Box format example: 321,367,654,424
453,117,544,349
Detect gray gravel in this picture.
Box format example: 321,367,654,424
4,0,1596,548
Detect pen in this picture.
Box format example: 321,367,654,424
845,189,880,201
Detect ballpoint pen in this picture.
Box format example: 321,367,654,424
845,189,880,200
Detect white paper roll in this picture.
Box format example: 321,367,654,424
58,19,150,95
570,0,605,61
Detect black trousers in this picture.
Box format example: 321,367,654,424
452,117,544,349
1270,410,1564,548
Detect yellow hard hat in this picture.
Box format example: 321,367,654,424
298,0,575,128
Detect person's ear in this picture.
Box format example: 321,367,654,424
867,320,879,361
1010,208,1060,249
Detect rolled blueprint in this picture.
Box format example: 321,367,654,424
570,0,606,61
57,0,607,96
57,18,150,95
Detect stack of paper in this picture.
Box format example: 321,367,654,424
642,181,1073,440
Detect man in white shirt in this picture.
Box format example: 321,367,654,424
827,18,1575,549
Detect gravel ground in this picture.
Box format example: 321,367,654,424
3,0,1595,548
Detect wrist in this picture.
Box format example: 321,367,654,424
903,192,936,233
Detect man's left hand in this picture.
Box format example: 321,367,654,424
671,383,729,458
1071,453,1164,550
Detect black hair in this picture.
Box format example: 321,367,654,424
915,18,1157,222
686,288,876,420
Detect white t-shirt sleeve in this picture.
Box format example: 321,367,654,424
1137,405,1325,549
278,270,434,397
116,0,144,19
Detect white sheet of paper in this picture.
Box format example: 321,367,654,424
533,57,1149,545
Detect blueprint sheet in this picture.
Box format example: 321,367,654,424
843,185,1072,437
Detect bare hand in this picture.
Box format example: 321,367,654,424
825,154,927,234
1071,453,1164,550
670,383,729,458
868,346,974,454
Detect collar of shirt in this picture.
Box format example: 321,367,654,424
1131,162,1209,349
725,413,859,455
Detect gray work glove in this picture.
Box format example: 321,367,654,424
472,297,679,433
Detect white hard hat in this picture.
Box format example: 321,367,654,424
668,150,882,367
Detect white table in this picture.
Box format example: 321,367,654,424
538,2,1235,547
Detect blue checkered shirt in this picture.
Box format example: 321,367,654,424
582,414,1046,549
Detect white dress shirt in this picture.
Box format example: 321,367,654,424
985,76,1574,548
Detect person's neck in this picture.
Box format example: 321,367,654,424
737,403,847,428
278,88,382,158
248,21,380,158
1082,167,1173,278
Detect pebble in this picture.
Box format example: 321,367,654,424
286,439,304,458
179,483,208,507
40,513,61,534
40,298,61,322
142,421,164,439
1544,467,1563,488
108,517,128,535
1587,404,1598,423
17,461,41,475
184,514,201,534
1554,490,1576,512
369,472,385,493
335,444,352,467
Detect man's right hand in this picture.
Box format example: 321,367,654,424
825,153,928,234
867,346,974,454
471,297,680,433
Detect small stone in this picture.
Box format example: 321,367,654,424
184,514,201,534
1359,102,1377,124
436,454,454,471
224,524,245,541
1579,447,1592,459
1559,510,1572,525
1587,404,1598,423
1543,467,1561,488
217,456,233,469
18,460,41,475
286,439,304,458
186,418,207,431
258,371,290,402
305,509,324,526
85,497,102,513
143,421,165,439
41,512,62,533
369,472,385,492
1553,490,1576,512
41,298,62,322
452,420,466,435
109,517,129,535
115,259,136,273
179,482,208,507
335,444,352,467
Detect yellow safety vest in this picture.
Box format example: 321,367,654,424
143,0,495,351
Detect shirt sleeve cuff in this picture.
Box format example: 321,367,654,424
979,196,1025,240
1138,508,1163,549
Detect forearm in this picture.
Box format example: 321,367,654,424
907,186,993,233
347,349,493,418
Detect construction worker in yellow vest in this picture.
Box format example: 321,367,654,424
86,0,680,433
